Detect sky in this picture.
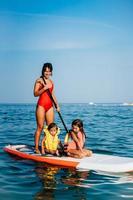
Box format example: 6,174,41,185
0,0,133,103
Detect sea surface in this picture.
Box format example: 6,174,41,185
0,103,133,200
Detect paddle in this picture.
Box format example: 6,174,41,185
41,76,69,133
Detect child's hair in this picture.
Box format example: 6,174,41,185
72,119,86,138
48,122,58,131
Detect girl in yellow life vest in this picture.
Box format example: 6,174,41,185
64,119,92,158
41,123,62,156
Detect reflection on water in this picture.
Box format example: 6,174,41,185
61,169,90,188
34,163,133,200
35,164,60,200
36,164,59,189
34,163,90,200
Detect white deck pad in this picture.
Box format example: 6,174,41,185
77,153,133,173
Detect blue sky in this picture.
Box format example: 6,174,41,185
0,0,133,103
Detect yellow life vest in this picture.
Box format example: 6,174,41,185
43,126,60,151
64,133,70,143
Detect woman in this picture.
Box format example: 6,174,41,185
34,63,60,153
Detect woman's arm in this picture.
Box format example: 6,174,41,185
33,78,49,97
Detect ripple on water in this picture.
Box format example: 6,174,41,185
0,104,133,200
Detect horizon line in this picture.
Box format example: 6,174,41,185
0,102,130,104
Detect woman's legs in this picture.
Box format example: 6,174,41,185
34,106,54,152
34,105,45,152
45,107,54,125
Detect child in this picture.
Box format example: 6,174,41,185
64,119,92,158
41,122,62,156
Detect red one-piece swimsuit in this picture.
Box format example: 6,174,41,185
37,81,54,112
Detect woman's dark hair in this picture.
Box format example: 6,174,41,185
48,122,58,131
41,63,53,77
72,119,86,138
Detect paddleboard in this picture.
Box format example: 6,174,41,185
4,144,133,173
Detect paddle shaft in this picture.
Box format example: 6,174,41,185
41,76,69,133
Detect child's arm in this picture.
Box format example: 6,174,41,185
58,140,64,150
41,136,46,154
71,132,84,152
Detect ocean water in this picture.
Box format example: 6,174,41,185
0,103,133,200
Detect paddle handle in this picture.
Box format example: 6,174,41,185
41,76,69,133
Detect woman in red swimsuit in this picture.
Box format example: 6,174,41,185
34,63,60,153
